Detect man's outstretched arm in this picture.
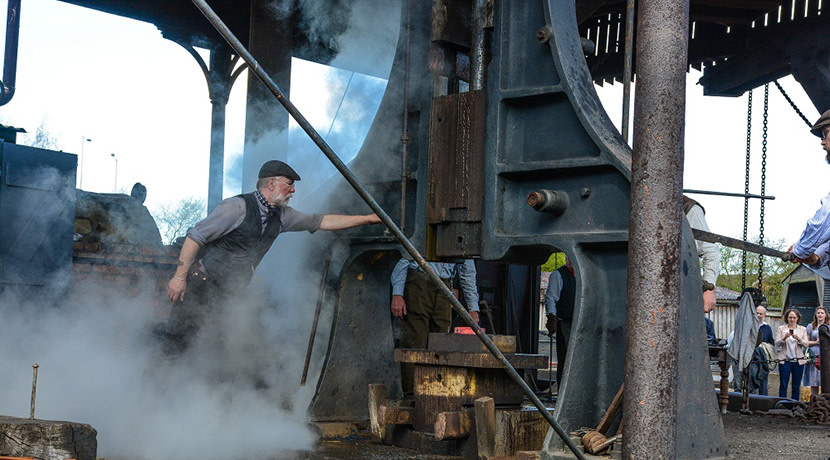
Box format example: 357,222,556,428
319,214,381,230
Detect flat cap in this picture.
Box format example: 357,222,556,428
258,160,301,181
811,109,830,138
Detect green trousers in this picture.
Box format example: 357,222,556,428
399,269,452,395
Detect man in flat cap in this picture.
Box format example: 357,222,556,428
787,110,830,267
163,160,380,354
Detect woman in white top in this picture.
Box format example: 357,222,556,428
775,308,810,400
803,307,829,397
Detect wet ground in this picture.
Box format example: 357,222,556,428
296,410,830,460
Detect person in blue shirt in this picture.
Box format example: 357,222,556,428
788,110,830,266
390,258,480,395
544,257,576,388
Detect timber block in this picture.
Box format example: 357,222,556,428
428,333,516,353
0,416,96,460
312,422,362,440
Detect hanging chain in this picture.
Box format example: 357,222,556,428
742,90,752,292
758,84,769,291
773,80,812,128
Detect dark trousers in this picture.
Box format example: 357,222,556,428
399,269,452,395
556,320,571,386
757,375,769,396
159,267,224,356
779,361,804,400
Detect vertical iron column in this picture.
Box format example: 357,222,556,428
820,324,830,394
243,0,293,186
0,0,20,106
621,0,634,142
207,48,232,212
470,0,488,91
623,0,689,458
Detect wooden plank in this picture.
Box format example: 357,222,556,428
378,405,412,425
475,397,496,460
368,383,387,442
494,408,549,457
434,410,473,441
428,333,516,353
517,452,541,460
395,349,547,369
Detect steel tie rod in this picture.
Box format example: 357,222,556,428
190,1,585,458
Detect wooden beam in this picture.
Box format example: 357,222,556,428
368,384,387,442
434,410,473,441
475,397,496,460
394,349,547,369
378,405,412,425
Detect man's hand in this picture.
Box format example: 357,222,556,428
470,310,480,324
703,289,716,313
545,314,557,335
391,295,407,318
167,277,186,302
792,253,820,265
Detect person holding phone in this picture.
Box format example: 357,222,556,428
775,308,810,399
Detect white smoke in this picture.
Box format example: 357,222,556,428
0,275,320,460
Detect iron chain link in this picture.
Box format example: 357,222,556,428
758,84,769,291
742,90,752,292
773,80,812,128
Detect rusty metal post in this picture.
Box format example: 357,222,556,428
30,363,39,419
820,324,830,394
623,0,689,458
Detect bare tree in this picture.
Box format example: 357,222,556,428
24,120,59,150
151,197,206,245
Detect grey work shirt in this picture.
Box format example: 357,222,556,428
186,195,323,247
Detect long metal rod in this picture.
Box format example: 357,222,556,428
190,2,585,458
624,0,688,457
400,0,411,232
691,228,794,261
621,0,635,142
683,188,774,200
301,257,331,386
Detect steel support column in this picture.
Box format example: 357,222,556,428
207,48,232,212
820,324,830,394
623,0,689,458
243,0,293,187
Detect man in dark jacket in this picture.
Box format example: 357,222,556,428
163,160,380,353
545,257,576,388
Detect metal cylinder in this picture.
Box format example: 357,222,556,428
30,363,39,419
470,0,488,90
526,190,569,214
623,0,689,458
0,0,21,106
820,324,830,394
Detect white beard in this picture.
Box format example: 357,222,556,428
271,189,291,207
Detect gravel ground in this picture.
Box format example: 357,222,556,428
299,412,830,460
722,412,830,460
